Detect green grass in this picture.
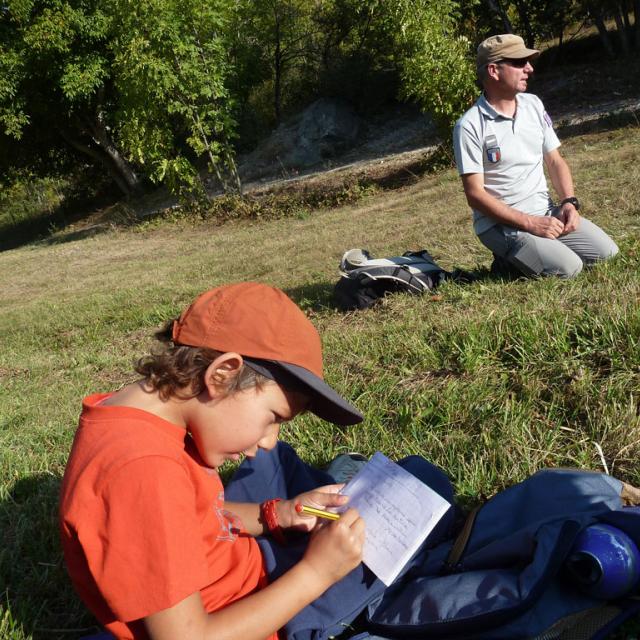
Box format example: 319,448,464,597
1,121,640,639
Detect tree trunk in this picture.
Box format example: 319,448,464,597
273,5,283,126
484,0,513,33
551,18,565,64
514,0,535,48
557,21,564,50
623,1,632,29
274,52,282,125
61,126,142,198
590,6,617,57
192,113,242,196
614,4,631,53
86,114,143,196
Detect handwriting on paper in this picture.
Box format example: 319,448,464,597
339,452,451,585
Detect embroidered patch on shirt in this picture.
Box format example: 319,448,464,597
543,111,553,127
485,134,501,164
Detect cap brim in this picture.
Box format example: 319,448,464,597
477,47,540,68
244,358,363,426
513,48,540,59
280,361,364,426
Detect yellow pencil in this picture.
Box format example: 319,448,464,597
295,503,341,520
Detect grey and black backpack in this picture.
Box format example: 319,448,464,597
333,248,450,311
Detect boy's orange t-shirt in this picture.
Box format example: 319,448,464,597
60,393,277,640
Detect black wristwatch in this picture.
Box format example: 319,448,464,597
560,196,580,210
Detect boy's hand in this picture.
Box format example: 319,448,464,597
277,484,349,531
300,508,365,587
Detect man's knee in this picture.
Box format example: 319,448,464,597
507,243,583,279
563,219,619,265
551,255,583,279
529,254,583,278
580,240,619,266
592,238,619,263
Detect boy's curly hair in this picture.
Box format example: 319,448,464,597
135,320,269,401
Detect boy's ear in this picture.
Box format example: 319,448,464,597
204,352,244,394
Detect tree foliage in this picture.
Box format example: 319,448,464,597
110,0,240,195
380,0,477,140
0,0,141,194
0,0,240,197
2,0,638,204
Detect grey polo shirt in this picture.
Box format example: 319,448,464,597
453,93,561,235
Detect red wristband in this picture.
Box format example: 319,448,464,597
260,498,287,545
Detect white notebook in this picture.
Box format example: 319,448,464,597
338,452,451,585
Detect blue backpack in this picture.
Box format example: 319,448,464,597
350,469,640,640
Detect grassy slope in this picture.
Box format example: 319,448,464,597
1,121,639,638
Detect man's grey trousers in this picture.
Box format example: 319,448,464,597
478,216,619,278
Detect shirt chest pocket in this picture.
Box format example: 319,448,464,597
484,123,543,170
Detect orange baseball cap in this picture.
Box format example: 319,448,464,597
172,282,363,425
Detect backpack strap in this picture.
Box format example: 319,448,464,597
356,266,434,293
443,504,482,573
402,249,437,263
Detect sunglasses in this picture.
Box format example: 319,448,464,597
498,58,532,68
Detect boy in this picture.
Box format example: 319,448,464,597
59,282,368,640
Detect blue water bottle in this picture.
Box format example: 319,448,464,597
564,522,640,599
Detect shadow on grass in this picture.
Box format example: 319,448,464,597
40,225,114,247
285,281,337,312
0,473,97,639
0,190,120,253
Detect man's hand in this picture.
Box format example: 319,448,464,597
523,214,565,239
559,202,580,234
544,149,579,234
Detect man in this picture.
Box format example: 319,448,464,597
453,34,618,278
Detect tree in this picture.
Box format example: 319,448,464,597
110,0,241,194
478,0,579,50
483,0,514,33
572,2,636,58
0,0,143,196
0,0,240,198
233,0,322,125
382,0,477,142
613,5,631,54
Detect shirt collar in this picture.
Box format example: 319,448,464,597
477,93,520,121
